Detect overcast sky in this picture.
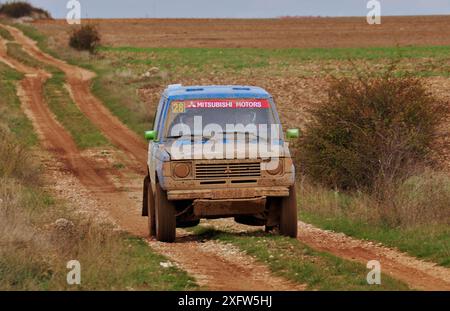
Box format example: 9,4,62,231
23,0,450,18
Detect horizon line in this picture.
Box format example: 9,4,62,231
45,13,450,20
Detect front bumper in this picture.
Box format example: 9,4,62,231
167,186,289,200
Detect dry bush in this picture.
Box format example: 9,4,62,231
0,174,134,289
0,129,122,289
0,178,53,289
0,1,51,18
381,170,450,227
69,25,100,53
0,129,40,185
298,69,448,192
299,178,379,224
300,170,450,228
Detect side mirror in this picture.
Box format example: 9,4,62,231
286,128,300,139
144,130,157,141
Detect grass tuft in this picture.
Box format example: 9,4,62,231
0,25,13,40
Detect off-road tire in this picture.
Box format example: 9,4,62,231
147,181,156,237
279,184,298,238
155,182,176,242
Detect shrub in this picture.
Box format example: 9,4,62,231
0,1,50,18
0,1,32,18
298,70,448,191
69,25,101,53
0,129,40,185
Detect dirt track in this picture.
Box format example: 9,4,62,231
297,222,450,291
1,24,450,291
5,25,148,174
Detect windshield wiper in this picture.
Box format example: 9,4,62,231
167,132,276,141
166,134,209,140
215,131,268,141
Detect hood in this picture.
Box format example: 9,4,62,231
162,139,290,160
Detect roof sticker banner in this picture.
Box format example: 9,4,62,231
172,99,270,111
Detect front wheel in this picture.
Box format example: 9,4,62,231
155,182,176,242
279,184,298,238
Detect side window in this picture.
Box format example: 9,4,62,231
153,96,165,131
155,97,168,141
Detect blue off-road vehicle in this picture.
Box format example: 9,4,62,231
143,84,299,242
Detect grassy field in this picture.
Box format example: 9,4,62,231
100,45,450,75
0,25,13,40
9,21,57,57
190,226,408,290
299,175,450,267
3,21,449,288
0,61,37,146
22,21,448,269
44,71,110,149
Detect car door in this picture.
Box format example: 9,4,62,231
149,96,167,189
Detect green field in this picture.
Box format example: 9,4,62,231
0,61,37,146
101,45,450,75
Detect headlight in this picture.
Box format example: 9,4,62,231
265,160,283,175
173,163,191,178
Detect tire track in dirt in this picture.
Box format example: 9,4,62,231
0,33,143,233
5,24,449,291
297,221,450,291
0,37,112,191
1,25,305,291
4,25,147,175
148,233,306,291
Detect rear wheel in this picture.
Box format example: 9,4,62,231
155,182,176,242
279,184,298,238
147,181,155,237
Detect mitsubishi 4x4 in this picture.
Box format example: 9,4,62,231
143,85,299,242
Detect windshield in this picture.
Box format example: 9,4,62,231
163,98,278,139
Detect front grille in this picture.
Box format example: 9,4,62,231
195,162,261,180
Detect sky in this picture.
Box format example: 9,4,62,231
22,0,450,19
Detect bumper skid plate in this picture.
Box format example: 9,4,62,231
193,196,266,217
